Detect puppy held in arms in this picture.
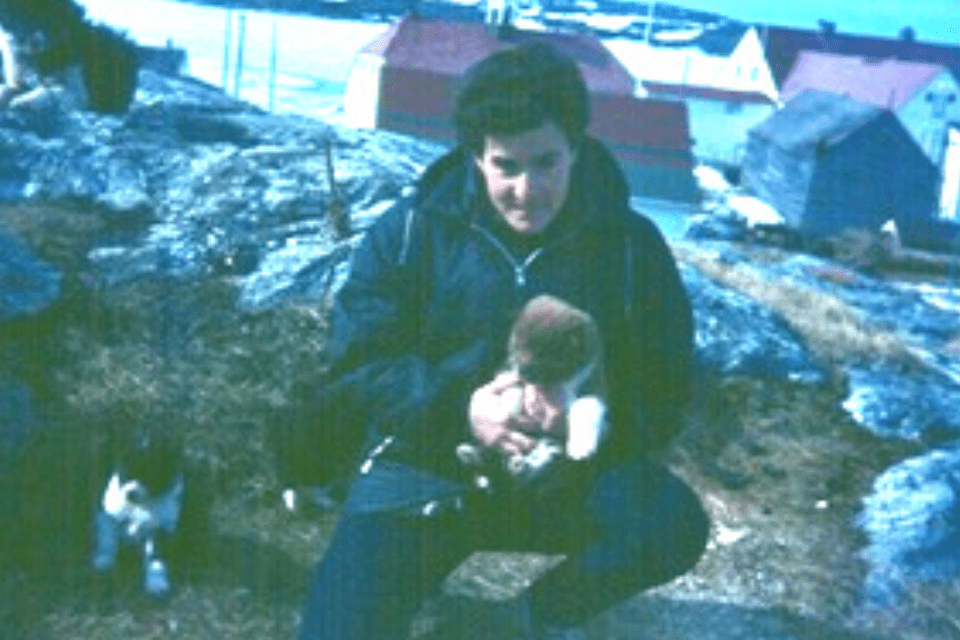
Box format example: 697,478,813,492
457,294,608,491
91,429,189,597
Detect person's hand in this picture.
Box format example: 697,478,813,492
468,372,567,456
468,371,539,456
517,382,566,437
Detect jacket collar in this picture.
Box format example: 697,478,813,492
414,136,630,230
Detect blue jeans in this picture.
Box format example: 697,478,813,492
297,459,708,640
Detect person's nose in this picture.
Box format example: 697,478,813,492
514,169,545,204
512,172,532,204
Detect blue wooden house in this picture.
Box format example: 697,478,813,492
742,90,939,242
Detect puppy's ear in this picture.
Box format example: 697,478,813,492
509,294,599,385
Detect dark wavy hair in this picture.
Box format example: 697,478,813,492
454,42,590,154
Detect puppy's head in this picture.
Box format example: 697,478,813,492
508,294,599,386
100,427,185,539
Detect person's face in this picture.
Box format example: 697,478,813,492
474,121,578,235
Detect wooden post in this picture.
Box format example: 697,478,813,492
268,20,278,112
644,1,657,44
325,139,351,239
221,10,232,91
233,14,246,98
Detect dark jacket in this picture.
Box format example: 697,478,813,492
275,138,693,505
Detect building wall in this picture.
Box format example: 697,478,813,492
941,126,960,220
897,69,960,168
741,135,813,228
342,52,384,130
686,98,775,166
375,66,458,142
720,28,778,100
805,116,938,237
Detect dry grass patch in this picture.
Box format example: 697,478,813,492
674,245,910,366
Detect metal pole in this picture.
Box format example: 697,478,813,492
268,20,278,112
233,14,246,98
645,1,657,44
221,10,232,91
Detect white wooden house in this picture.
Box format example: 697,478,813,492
643,81,775,167
603,22,778,168
603,23,778,101
942,126,960,220
342,21,396,130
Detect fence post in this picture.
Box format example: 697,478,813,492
268,20,278,112
233,14,246,98
221,10,232,91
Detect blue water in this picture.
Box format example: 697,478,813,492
678,0,960,46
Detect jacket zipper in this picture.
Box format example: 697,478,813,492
470,223,545,288
359,435,395,475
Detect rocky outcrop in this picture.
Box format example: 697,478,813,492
858,447,960,605
0,229,60,463
0,228,61,322
1,69,444,310
681,264,824,384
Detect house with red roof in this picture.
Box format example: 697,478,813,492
342,13,699,201
781,51,960,169
761,25,960,91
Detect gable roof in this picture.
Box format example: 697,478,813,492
781,51,946,109
693,21,750,57
360,13,636,94
650,21,749,57
360,19,402,57
642,80,775,105
750,89,883,150
762,25,960,88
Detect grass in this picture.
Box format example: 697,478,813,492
2,202,958,640
674,244,911,366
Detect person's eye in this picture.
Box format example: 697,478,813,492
534,155,559,171
493,159,520,176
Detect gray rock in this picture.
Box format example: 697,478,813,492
842,364,960,444
0,373,35,453
681,265,824,383
683,212,748,242
0,69,445,308
0,229,62,322
857,446,960,604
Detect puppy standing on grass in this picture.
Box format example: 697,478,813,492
458,294,608,490
91,427,200,597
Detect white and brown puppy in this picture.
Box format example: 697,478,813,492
458,294,608,488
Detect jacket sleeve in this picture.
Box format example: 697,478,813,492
321,201,490,462
619,216,694,456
